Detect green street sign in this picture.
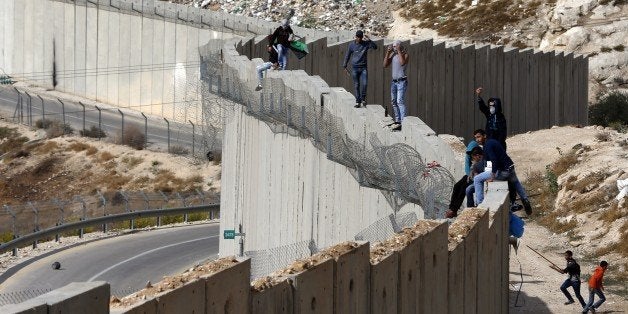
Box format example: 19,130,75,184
223,229,235,239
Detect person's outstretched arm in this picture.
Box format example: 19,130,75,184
476,87,489,116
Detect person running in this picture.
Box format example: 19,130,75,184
472,130,532,215
551,250,586,309
342,30,377,108
268,19,294,70
583,261,609,313
255,45,279,91
383,40,409,131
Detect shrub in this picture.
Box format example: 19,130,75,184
168,145,189,155
0,136,28,155
589,91,628,129
80,125,107,139
594,131,611,142
35,119,74,138
119,125,145,150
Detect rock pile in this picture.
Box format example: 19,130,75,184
190,0,399,36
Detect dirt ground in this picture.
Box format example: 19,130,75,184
506,127,628,313
509,221,627,313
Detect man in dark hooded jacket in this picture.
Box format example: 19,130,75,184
476,87,507,150
268,17,294,70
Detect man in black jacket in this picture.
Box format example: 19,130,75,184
551,250,586,308
268,19,294,70
476,87,507,150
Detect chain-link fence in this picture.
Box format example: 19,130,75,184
245,240,316,279
199,40,455,218
1,190,218,245
0,287,142,306
3,87,221,160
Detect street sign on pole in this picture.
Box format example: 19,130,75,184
223,229,235,239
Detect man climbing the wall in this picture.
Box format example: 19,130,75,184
383,40,409,131
342,30,377,108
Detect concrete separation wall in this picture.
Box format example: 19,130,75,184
0,281,109,314
0,0,236,123
240,32,589,140
2,190,509,313
214,38,463,256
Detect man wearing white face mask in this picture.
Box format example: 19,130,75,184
475,87,507,150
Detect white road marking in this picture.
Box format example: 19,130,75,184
87,235,218,282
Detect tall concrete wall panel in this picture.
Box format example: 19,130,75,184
11,0,24,78
74,3,87,98
63,3,75,94
128,13,143,107
22,0,34,85
107,9,120,104
85,4,99,99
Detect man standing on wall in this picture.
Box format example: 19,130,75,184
383,40,409,131
268,18,294,70
342,30,377,108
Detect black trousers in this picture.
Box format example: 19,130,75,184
449,175,471,213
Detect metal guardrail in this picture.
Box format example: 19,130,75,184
0,204,220,255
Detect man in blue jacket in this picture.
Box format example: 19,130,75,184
473,131,532,215
342,30,377,108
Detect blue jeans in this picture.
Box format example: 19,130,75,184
584,288,605,311
351,67,368,104
256,62,274,85
560,279,586,307
277,44,288,70
391,79,407,123
474,167,528,205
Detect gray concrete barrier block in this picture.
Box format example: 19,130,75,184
418,222,448,314
141,0,155,15
291,258,334,314
110,298,158,314
155,279,205,314
370,251,399,314
0,299,47,314
251,280,293,314
154,1,166,17
448,241,465,314
42,281,110,314
163,3,177,19
203,258,251,314
476,211,491,314
397,236,421,314
463,220,479,314
333,242,369,314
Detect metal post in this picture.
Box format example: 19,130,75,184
163,118,170,152
141,112,148,148
189,120,195,157
118,109,125,142
79,102,86,132
77,196,87,239
53,199,64,242
57,98,66,125
97,191,107,233
13,88,22,123
238,224,244,257
5,205,17,256
25,92,32,126
37,95,45,124
28,202,38,249
94,106,102,139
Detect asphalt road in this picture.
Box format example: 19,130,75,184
0,223,220,299
0,86,209,153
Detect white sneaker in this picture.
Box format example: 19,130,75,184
255,84,262,91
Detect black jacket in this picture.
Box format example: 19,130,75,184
478,96,507,147
268,26,293,47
